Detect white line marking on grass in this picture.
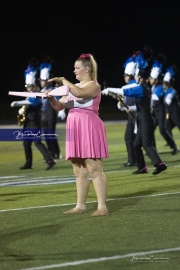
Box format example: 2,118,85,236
0,169,135,187
19,247,180,270
0,203,77,213
0,180,75,186
0,171,119,185
0,178,77,187
0,175,25,179
0,164,171,187
0,175,74,183
106,191,180,202
0,162,179,186
1,191,180,213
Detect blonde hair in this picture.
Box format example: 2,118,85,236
76,54,97,81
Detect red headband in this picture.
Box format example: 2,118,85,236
79,53,90,59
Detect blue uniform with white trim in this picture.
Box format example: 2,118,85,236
123,83,162,169
164,87,180,130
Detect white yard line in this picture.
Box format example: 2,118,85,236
0,191,180,213
1,163,180,186
0,169,125,183
19,247,180,270
0,176,25,179
0,178,77,187
0,180,76,186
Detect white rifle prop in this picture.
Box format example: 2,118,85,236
8,85,69,98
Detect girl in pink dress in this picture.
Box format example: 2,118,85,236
47,53,109,216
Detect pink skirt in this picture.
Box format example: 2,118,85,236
66,108,109,160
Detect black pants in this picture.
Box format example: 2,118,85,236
168,111,180,130
42,114,60,158
134,117,162,169
166,117,175,137
23,140,53,165
153,107,176,148
124,114,136,164
22,124,53,165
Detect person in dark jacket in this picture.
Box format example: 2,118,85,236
163,66,180,133
149,55,179,155
39,56,63,159
119,53,138,166
103,47,167,175
11,58,56,170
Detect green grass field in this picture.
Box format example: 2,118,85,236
0,122,180,270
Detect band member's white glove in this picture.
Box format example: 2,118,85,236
101,88,109,95
11,101,16,107
117,101,121,109
11,100,31,107
165,93,173,105
58,109,66,120
18,108,23,115
105,88,124,96
117,102,127,111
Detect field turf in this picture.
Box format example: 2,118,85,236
0,122,180,270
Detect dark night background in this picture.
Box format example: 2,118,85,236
1,0,180,123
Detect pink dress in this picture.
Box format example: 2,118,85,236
65,81,109,160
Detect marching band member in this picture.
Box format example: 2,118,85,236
163,66,180,133
118,53,138,167
11,58,56,170
149,55,179,155
39,55,62,159
104,47,167,175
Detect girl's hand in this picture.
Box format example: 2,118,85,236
48,77,70,88
43,89,54,100
48,77,65,84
